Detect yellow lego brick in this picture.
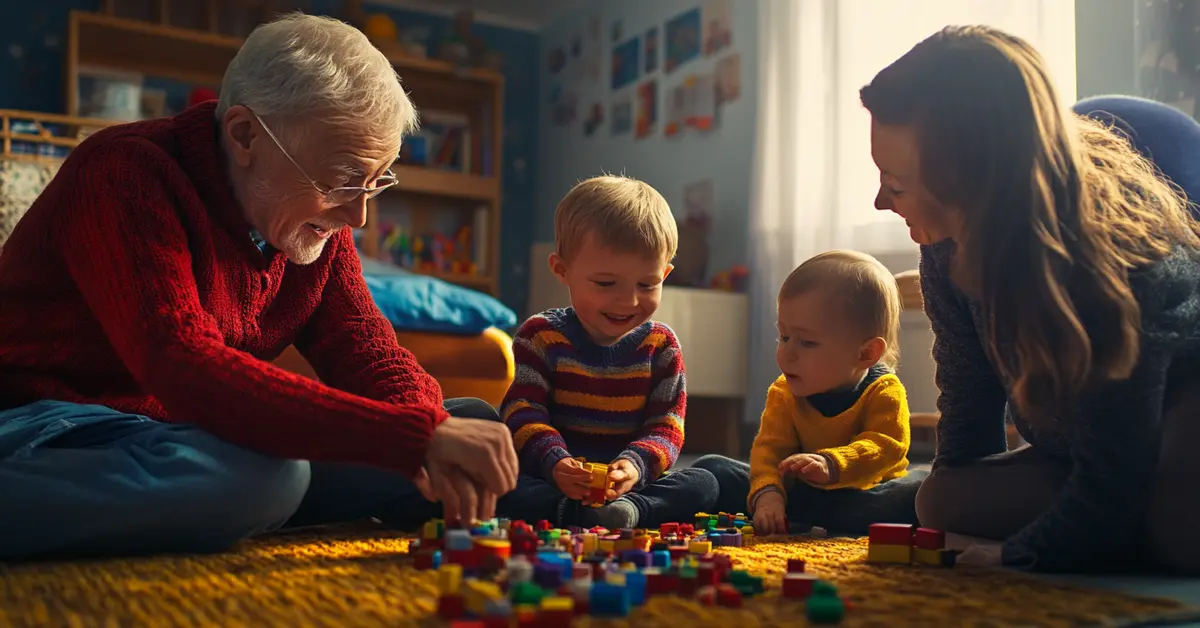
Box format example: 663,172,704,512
541,596,574,612
598,539,615,554
473,538,511,551
867,543,912,564
689,541,713,554
422,520,440,540
741,525,755,536
580,533,598,554
614,539,634,552
606,572,626,586
913,547,955,567
437,564,462,595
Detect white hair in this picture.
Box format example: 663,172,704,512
216,12,418,150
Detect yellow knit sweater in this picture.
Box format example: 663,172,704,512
748,373,911,505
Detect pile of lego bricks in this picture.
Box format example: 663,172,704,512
410,512,853,625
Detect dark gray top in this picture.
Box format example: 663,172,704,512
921,239,1200,572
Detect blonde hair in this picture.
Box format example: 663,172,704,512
554,175,678,262
779,250,902,369
860,25,1200,421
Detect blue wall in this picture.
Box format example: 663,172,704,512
0,0,539,317
537,0,757,281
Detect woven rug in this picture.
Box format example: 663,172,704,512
0,525,1192,628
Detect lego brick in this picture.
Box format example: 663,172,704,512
867,523,914,546
913,527,946,550
913,547,957,567
867,543,912,564
787,558,806,573
782,573,818,598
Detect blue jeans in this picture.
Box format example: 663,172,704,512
497,467,719,528
691,454,928,534
0,397,498,561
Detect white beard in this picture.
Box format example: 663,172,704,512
245,179,328,265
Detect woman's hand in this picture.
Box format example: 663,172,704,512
752,491,788,535
955,543,1003,567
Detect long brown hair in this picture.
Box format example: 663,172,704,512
860,26,1200,422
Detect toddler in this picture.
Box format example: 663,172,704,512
496,175,717,530
693,250,927,534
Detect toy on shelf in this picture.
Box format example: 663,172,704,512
378,222,478,278
709,264,749,292
866,523,957,567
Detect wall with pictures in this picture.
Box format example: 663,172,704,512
0,0,539,315
536,0,757,289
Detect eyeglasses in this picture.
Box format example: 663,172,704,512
249,109,398,207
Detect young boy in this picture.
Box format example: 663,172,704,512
496,175,717,529
693,250,927,534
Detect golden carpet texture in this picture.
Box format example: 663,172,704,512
0,527,1189,628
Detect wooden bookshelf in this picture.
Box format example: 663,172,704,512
0,109,119,163
64,8,505,296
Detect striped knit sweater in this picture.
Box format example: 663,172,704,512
501,308,687,490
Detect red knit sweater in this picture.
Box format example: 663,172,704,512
0,102,447,476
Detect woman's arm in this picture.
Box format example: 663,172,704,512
1002,255,1196,572
919,242,1011,466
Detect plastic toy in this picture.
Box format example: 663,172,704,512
866,523,956,567
579,459,611,508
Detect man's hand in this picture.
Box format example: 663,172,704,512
752,490,788,535
413,466,438,502
606,459,640,500
553,458,594,500
426,461,495,523
426,416,519,522
779,453,831,485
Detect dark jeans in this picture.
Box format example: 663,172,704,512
284,397,500,531
692,454,927,535
0,396,497,560
497,467,719,528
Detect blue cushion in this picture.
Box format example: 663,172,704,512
359,256,517,334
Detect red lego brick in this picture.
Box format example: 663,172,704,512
438,594,466,618
782,573,818,598
868,523,914,546
787,558,806,573
660,522,680,536
646,571,680,596
449,621,484,628
413,550,437,570
717,584,743,608
913,527,946,550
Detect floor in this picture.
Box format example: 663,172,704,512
675,454,1200,618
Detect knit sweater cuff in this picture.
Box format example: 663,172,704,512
748,485,784,514
539,446,572,482
615,449,651,491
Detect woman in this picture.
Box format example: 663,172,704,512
861,25,1200,574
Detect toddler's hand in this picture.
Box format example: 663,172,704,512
552,458,594,500
779,453,831,485
753,490,788,535
606,459,640,499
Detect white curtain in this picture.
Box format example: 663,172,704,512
744,0,1078,425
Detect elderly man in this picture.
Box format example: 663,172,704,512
0,13,517,560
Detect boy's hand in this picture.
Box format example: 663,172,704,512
752,491,788,535
606,459,640,499
552,458,594,500
779,453,831,485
